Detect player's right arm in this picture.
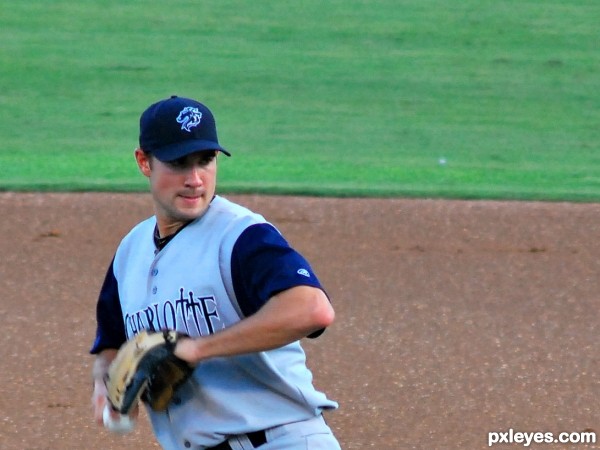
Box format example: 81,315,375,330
91,349,117,425
89,258,128,425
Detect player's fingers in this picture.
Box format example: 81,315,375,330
128,403,140,420
173,336,199,364
106,402,140,420
91,391,108,425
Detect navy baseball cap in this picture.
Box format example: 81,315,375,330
139,95,231,162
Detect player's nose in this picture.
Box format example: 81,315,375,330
184,166,203,187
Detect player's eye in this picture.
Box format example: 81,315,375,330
166,157,188,170
197,152,216,166
166,152,216,170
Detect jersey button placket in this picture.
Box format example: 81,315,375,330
149,263,159,296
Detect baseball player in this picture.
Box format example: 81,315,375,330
90,95,342,449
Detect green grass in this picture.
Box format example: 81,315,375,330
1,0,599,200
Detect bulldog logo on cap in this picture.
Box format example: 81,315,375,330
176,106,203,132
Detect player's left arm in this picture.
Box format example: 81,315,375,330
174,285,334,365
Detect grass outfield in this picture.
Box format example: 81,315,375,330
1,1,599,200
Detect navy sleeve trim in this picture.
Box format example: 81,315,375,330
89,258,127,354
231,223,324,319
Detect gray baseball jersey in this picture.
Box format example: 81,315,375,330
91,195,338,449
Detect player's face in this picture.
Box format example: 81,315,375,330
135,149,218,235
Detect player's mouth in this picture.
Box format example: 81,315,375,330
178,191,206,205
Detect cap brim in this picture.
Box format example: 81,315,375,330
151,139,231,162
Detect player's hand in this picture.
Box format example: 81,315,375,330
173,335,202,365
92,379,139,426
92,379,109,426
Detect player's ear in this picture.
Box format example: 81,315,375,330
134,148,152,177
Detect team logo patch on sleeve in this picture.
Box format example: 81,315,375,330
297,268,310,277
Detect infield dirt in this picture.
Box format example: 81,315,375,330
0,193,598,449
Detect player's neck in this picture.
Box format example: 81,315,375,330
153,221,192,251
155,219,192,239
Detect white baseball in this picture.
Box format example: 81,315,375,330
103,404,135,434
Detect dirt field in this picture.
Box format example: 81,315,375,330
0,192,599,450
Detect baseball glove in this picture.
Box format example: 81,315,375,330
104,330,194,414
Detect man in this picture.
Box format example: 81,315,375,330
90,95,342,449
